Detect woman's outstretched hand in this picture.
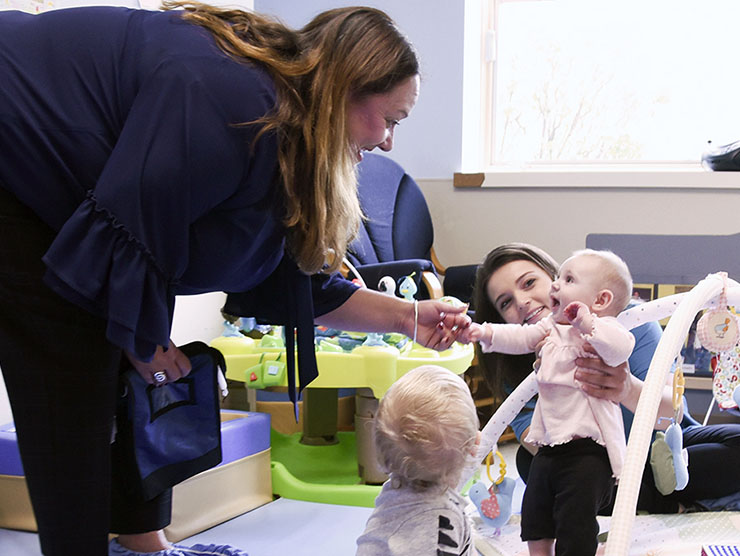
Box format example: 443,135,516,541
414,299,471,351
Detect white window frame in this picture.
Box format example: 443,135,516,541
460,0,740,190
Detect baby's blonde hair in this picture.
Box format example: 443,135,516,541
569,249,633,314
374,365,479,490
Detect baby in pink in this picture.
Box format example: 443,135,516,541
461,249,635,556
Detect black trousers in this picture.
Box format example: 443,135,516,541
517,421,740,514
520,438,614,556
0,188,171,556
635,422,740,513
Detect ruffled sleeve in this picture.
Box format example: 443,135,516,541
43,192,173,361
42,54,278,361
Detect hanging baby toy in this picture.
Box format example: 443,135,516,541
649,356,689,495
468,450,515,536
698,272,740,413
397,272,418,302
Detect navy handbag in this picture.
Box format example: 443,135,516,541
113,341,224,502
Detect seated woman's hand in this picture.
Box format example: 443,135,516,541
574,343,631,405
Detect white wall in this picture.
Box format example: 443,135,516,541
0,367,11,425
170,292,228,346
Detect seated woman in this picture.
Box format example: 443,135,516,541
472,242,740,513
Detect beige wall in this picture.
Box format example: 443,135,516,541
420,178,740,268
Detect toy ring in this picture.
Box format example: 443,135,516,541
153,371,167,384
485,449,507,486
672,359,685,412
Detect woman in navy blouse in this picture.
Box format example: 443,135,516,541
0,3,469,555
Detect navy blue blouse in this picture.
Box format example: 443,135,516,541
0,7,358,375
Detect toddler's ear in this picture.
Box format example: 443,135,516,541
592,289,614,313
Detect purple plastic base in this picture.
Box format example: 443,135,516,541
0,422,22,476
0,410,271,476
219,410,270,466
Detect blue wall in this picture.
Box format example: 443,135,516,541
254,0,465,179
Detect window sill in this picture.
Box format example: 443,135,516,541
453,164,740,190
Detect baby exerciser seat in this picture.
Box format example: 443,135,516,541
462,272,740,556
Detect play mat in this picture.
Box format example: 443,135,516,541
470,509,740,556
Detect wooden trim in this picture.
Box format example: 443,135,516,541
474,396,495,407
499,429,517,444
430,246,446,275
457,167,740,190
340,257,367,287
453,172,485,188
685,376,712,391
421,271,444,299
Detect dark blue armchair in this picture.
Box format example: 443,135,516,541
348,152,485,310
345,152,443,299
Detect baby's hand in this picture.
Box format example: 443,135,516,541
457,322,485,344
564,302,583,322
564,301,593,332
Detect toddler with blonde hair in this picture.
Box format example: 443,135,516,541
356,365,479,556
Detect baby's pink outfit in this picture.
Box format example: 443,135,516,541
479,315,635,478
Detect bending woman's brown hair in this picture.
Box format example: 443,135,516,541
163,2,419,273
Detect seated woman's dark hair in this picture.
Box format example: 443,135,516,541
472,243,558,410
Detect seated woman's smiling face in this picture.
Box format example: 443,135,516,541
486,259,553,326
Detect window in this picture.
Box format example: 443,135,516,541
466,0,740,171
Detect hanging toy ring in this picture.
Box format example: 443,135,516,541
671,356,686,422
485,449,507,486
